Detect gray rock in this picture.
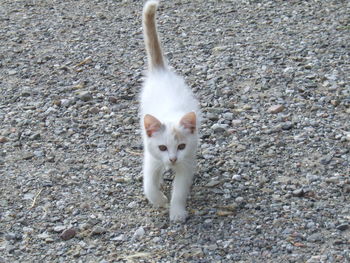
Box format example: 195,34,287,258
336,223,349,231
91,226,106,235
211,123,228,133
268,105,285,114
307,232,323,242
292,188,304,197
60,228,76,241
78,91,93,102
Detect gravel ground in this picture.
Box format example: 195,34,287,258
1,0,350,262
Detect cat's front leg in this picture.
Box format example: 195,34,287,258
169,163,195,222
143,153,168,208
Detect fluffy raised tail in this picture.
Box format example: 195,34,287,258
143,0,165,71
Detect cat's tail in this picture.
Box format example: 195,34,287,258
143,0,166,71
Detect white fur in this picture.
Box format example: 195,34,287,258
141,0,200,222
140,70,200,222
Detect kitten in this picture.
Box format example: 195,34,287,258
140,0,200,222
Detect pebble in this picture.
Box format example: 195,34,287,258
232,174,242,181
89,106,100,114
60,228,76,241
223,112,234,120
336,223,349,231
268,105,285,114
108,96,118,104
78,91,93,102
205,180,221,188
53,225,66,233
29,133,41,140
0,136,8,143
292,188,304,197
5,232,21,241
306,174,319,183
211,123,228,133
91,226,106,235
132,227,145,241
231,119,242,126
111,234,126,242
22,152,35,160
207,112,219,121
38,232,51,240
235,196,244,203
325,176,340,184
307,232,323,242
61,99,72,107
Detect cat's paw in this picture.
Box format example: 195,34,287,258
170,207,188,222
150,193,168,208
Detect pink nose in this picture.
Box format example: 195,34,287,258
169,157,177,164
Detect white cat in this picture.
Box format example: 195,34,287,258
140,0,200,222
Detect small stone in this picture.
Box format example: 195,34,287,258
8,69,18,75
127,201,137,208
235,144,246,153
333,239,344,245
60,228,76,241
21,87,32,97
281,122,294,130
38,232,51,240
132,227,145,241
29,133,41,140
242,104,252,110
232,174,242,181
292,188,304,197
152,236,161,243
61,99,72,107
78,91,93,102
325,176,340,184
22,152,35,160
89,107,100,114
100,106,110,113
108,96,118,104
123,116,134,124
216,210,234,216
205,180,221,187
231,119,242,126
268,104,285,114
111,234,125,241
235,196,244,203
207,112,219,121
306,174,319,183
212,45,227,53
211,123,228,133
53,225,66,233
181,247,204,258
52,100,61,106
336,223,349,231
205,244,218,251
0,136,8,143
331,100,340,106
306,255,327,263
307,232,323,242
91,226,106,235
223,112,234,120
5,232,21,241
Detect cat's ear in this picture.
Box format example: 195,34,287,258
144,114,162,137
180,112,196,133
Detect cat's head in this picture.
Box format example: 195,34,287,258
143,112,197,166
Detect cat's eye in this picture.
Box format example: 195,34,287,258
178,144,186,150
158,145,167,151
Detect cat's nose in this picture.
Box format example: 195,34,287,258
169,157,177,164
